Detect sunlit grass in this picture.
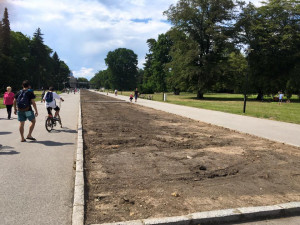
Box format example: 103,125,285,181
111,91,300,124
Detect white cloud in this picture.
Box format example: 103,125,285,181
2,0,263,81
72,67,95,80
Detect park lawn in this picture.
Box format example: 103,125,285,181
117,91,300,124
0,97,4,109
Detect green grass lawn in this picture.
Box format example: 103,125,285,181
0,97,4,109
114,91,300,124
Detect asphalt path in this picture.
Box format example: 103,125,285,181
0,92,79,225
95,91,300,147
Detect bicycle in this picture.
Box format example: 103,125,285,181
45,100,63,132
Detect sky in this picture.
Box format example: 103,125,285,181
0,0,261,80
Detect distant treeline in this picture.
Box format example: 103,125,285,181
0,8,71,93
90,0,300,99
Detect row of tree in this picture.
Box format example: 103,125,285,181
0,8,71,93
92,0,300,99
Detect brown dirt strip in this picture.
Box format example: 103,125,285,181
81,90,300,224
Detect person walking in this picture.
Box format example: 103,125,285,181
13,80,38,142
134,88,139,102
41,90,46,103
278,91,284,105
3,86,15,119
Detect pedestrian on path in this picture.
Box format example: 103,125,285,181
13,80,38,142
115,89,118,96
134,88,139,102
3,86,15,119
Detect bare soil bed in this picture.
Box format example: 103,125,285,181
81,90,300,224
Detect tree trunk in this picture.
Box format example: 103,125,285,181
197,90,204,99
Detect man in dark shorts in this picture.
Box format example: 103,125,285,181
134,88,139,102
13,80,38,142
43,86,64,119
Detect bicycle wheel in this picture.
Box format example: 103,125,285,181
45,117,53,132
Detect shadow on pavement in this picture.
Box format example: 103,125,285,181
0,145,20,155
35,140,74,147
0,132,12,135
51,128,77,134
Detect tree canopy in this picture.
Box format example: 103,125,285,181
89,0,300,99
105,48,138,90
0,8,71,93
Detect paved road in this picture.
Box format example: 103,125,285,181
0,92,79,225
94,91,300,147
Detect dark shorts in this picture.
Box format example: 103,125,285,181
47,106,60,115
134,95,138,99
17,110,35,122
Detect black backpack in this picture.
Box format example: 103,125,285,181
17,90,30,110
45,92,53,103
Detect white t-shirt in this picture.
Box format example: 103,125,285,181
43,91,61,108
279,93,284,100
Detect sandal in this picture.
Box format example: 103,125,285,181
26,137,36,141
21,139,26,142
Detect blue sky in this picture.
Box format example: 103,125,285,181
1,0,261,80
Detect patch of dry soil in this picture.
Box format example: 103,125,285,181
81,90,300,224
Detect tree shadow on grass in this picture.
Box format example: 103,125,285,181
0,145,20,155
35,141,74,147
189,96,252,102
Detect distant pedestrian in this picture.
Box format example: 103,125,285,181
278,91,284,105
3,86,15,119
115,89,118,96
13,80,38,142
129,93,133,102
134,88,139,102
41,90,46,103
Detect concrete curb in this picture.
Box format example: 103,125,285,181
92,202,300,225
72,94,84,225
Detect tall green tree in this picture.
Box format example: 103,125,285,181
164,0,236,98
166,28,199,94
105,48,138,90
142,38,156,93
90,70,111,89
30,28,52,89
236,0,300,99
0,7,12,91
1,8,10,55
143,33,173,93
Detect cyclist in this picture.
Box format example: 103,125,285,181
43,87,64,120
